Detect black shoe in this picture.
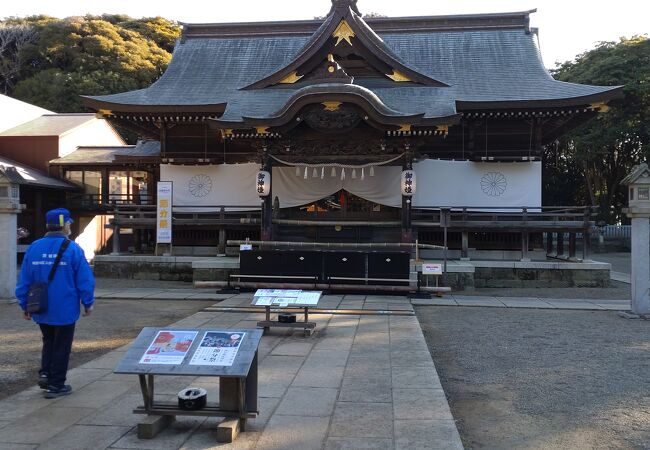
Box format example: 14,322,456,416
38,374,48,390
44,384,72,399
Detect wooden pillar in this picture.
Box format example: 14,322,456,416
546,231,554,256
260,148,272,241
521,231,530,261
461,231,469,260
218,206,226,255
556,232,564,257
112,225,120,255
568,233,577,259
401,146,413,243
101,169,109,205
582,230,591,261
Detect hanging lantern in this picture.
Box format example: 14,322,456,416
321,167,325,179
351,169,357,179
331,167,337,177
312,167,318,178
369,166,375,177
341,168,346,180
295,166,300,176
304,167,308,179
400,169,416,196
361,167,365,180
256,170,271,196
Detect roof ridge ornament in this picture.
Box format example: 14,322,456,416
330,0,361,16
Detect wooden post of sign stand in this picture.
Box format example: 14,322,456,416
114,327,263,444
410,263,445,299
252,290,321,337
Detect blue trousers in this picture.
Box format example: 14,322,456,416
39,323,75,388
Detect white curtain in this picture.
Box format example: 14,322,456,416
412,160,541,208
160,163,260,211
272,166,402,208
160,160,541,211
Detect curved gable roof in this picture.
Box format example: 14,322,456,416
83,5,622,123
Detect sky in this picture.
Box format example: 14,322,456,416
2,0,648,68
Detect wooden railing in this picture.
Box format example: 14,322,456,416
109,205,262,228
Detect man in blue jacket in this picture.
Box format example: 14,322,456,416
16,208,95,398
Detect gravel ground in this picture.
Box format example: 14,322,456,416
416,306,650,449
592,252,632,274
0,298,215,401
464,280,630,300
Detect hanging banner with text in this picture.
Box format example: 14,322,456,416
156,181,173,244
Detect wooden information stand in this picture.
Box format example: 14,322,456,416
253,289,322,337
114,327,263,443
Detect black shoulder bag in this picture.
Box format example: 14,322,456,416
26,239,71,314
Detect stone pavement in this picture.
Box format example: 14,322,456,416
0,293,463,450
92,287,631,311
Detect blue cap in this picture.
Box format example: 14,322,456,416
45,208,73,226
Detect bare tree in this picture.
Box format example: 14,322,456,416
0,25,37,94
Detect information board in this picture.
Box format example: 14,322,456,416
422,263,443,275
139,330,198,365
115,327,264,378
156,181,173,244
252,289,321,307
189,331,245,367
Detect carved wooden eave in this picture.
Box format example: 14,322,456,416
208,84,460,137
242,0,448,90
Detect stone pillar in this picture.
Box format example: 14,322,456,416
546,232,554,256
556,232,564,258
461,231,469,260
0,210,19,298
112,224,121,255
521,231,530,262
568,233,577,260
630,217,650,315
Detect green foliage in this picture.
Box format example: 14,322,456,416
547,37,650,222
0,15,180,112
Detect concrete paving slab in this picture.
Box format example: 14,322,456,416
275,387,338,416
0,444,37,450
544,300,605,310
78,350,127,370
270,341,314,357
391,350,436,368
110,417,204,450
292,365,345,388
330,402,393,439
0,406,94,445
0,387,53,421
141,290,198,300
393,389,453,420
255,414,330,450
339,375,392,403
324,437,394,450
303,349,350,368
454,297,506,307
498,298,555,308
312,336,354,351
103,289,168,299
411,298,458,306
392,366,443,390
57,379,134,408
394,419,464,450
78,393,144,427
39,424,131,450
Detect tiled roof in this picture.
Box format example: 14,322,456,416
50,140,160,165
0,114,97,137
84,10,621,121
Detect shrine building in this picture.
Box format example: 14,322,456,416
63,0,621,287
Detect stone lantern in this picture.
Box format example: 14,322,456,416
621,163,650,316
0,167,26,298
